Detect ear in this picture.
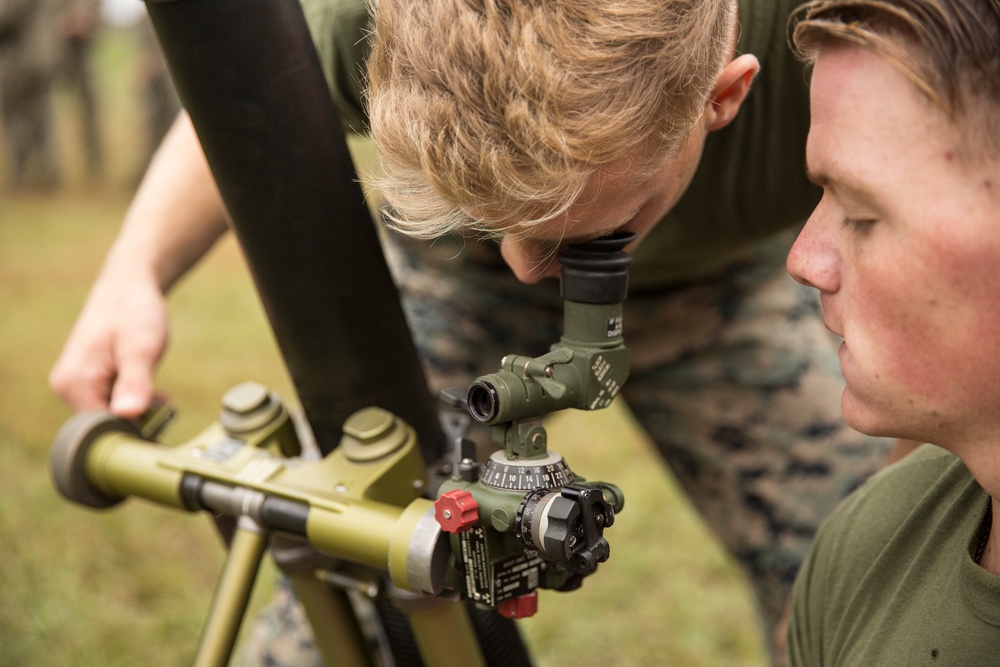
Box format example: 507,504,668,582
705,53,759,131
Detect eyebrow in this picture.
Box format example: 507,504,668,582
571,202,646,243
561,224,632,247
805,161,889,217
520,197,647,247
805,161,873,198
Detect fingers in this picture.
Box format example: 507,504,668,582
49,343,117,413
49,279,169,419
109,335,163,419
50,343,160,419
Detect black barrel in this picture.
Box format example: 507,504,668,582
143,0,443,460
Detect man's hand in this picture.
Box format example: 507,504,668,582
49,112,230,419
49,271,169,419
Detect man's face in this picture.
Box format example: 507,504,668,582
499,122,709,283
787,45,1000,451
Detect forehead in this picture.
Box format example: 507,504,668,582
806,45,957,182
808,44,1000,243
513,149,675,244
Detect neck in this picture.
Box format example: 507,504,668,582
980,497,1000,575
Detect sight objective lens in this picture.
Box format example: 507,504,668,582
467,381,500,423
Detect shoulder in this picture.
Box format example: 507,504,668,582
302,0,371,60
303,0,369,29
838,445,965,512
302,0,372,133
815,445,966,560
737,0,804,58
788,445,975,663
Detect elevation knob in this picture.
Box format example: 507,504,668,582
434,489,479,533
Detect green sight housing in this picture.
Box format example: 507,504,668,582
467,232,633,432
432,232,633,618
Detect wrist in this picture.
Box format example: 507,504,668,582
96,244,166,295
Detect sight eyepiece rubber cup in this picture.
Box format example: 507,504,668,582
558,232,636,305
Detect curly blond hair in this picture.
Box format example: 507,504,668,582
365,0,738,238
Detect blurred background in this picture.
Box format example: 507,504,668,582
0,2,768,665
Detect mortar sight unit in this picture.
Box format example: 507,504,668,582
50,232,634,663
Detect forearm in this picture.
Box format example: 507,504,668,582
100,112,230,292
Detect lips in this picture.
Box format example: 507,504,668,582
818,295,843,337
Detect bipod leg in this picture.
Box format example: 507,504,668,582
272,537,375,667
194,517,268,667
397,594,487,667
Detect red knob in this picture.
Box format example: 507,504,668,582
434,489,479,533
498,592,539,619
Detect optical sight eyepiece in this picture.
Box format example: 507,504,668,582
558,231,635,305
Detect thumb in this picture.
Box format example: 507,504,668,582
110,371,154,419
110,355,158,419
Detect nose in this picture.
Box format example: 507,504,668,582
500,236,562,284
786,212,840,294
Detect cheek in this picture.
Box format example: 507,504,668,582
499,236,562,283
845,248,945,398
850,237,1000,408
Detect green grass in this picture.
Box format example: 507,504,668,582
0,26,768,667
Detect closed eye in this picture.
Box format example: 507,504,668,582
843,218,877,233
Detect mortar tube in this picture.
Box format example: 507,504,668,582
142,0,444,462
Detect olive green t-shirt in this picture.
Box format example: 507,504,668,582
303,0,819,289
787,444,1000,665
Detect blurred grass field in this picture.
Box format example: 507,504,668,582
0,24,767,667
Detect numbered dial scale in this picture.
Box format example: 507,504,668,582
479,450,575,491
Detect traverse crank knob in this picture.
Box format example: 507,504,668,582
434,489,479,533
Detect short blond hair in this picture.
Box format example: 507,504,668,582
791,0,1000,153
366,0,738,239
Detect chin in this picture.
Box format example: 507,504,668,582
840,391,894,438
